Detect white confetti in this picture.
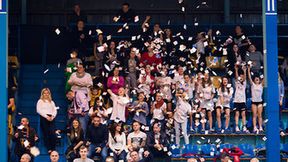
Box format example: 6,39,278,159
55,28,60,35
44,69,49,74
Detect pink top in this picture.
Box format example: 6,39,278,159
107,76,125,94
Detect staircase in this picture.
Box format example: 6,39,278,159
16,64,68,162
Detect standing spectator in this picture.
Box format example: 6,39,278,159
234,65,248,133
88,97,109,124
173,66,185,85
66,90,90,135
246,44,263,74
13,118,38,160
72,20,89,60
156,67,173,111
233,26,250,53
115,3,136,23
107,88,130,122
93,34,106,76
87,115,109,161
138,65,155,99
194,32,206,69
20,154,31,162
50,151,60,162
68,63,93,95
70,4,87,24
174,90,192,145
107,67,125,94
108,122,127,162
105,41,119,69
150,92,167,127
65,50,83,92
64,119,85,162
140,45,162,69
279,73,285,108
248,65,264,132
125,49,139,91
227,44,245,79
216,76,234,132
146,122,170,162
36,88,57,153
73,146,94,162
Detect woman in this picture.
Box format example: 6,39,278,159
140,45,162,69
105,41,119,69
107,67,125,94
199,72,216,133
36,88,57,153
216,76,234,132
174,90,192,145
88,96,109,124
138,65,155,99
93,33,106,76
248,66,264,133
65,119,85,162
108,122,127,162
150,92,167,128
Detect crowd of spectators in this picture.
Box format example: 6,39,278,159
9,2,288,162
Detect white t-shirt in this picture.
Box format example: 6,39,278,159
174,98,191,123
251,83,263,102
152,102,166,120
202,84,215,100
217,87,234,108
234,80,247,103
127,131,147,147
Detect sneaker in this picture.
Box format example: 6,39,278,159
253,127,259,134
243,126,250,133
235,127,240,132
209,128,215,133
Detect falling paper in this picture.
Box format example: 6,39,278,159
44,69,49,74
106,35,112,41
55,28,60,35
96,29,103,35
181,7,185,12
134,16,139,22
188,37,193,41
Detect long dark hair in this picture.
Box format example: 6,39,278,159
221,76,231,94
109,122,124,140
70,119,83,140
202,73,212,88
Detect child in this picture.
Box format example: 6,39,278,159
130,92,149,125
248,65,264,133
216,76,234,132
234,65,248,133
107,87,130,122
174,89,192,145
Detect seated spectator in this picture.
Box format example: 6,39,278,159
70,4,87,24
86,115,108,161
73,146,94,162
115,3,136,23
108,121,127,162
146,122,170,162
20,154,31,162
66,90,90,135
128,150,151,162
107,67,125,94
68,63,93,95
105,156,114,162
130,93,149,125
250,158,259,162
187,158,197,162
13,117,38,160
127,121,150,159
88,96,109,124
246,44,263,74
63,119,85,162
50,151,60,162
36,88,57,153
107,88,130,122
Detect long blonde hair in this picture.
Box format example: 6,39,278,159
40,88,52,102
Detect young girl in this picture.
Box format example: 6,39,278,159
199,72,216,132
107,87,130,122
36,88,58,153
150,92,167,127
130,92,149,125
248,65,264,132
234,65,248,133
108,122,127,162
216,77,234,132
88,97,109,124
174,90,192,145
193,72,204,132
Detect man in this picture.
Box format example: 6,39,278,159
146,122,170,162
127,121,151,161
115,3,136,23
128,150,151,162
20,154,31,162
73,146,94,162
13,118,38,160
50,151,60,162
70,4,87,23
86,115,108,161
105,156,114,162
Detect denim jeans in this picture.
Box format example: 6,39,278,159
88,144,108,162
